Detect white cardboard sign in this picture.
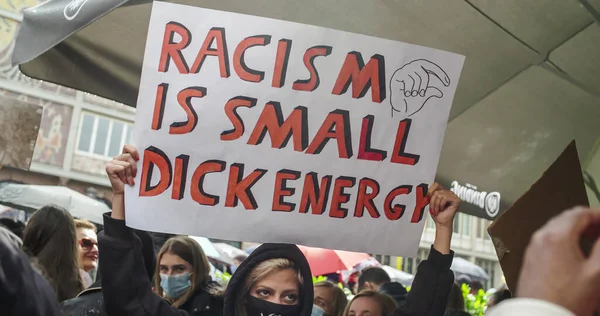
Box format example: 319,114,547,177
126,1,465,256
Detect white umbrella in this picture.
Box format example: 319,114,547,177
381,265,414,287
214,243,247,261
451,257,489,281
0,183,109,224
350,257,381,274
188,236,223,261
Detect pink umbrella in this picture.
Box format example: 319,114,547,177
296,245,371,276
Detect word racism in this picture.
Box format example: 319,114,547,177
140,21,430,222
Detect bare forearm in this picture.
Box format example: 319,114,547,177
433,226,452,255
111,193,125,220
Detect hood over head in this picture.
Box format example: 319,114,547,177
223,243,313,316
379,281,408,305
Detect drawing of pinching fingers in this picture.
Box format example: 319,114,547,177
389,59,450,118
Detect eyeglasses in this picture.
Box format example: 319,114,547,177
80,238,98,249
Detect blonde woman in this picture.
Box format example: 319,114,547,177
154,236,224,314
74,219,98,288
223,243,314,316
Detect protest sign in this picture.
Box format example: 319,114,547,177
488,141,590,291
125,2,465,255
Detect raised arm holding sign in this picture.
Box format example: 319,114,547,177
101,144,461,316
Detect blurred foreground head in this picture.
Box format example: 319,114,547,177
0,227,62,315
22,205,83,301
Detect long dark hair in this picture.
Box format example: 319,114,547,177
22,205,84,301
446,282,466,311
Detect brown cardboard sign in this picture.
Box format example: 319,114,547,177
487,140,589,291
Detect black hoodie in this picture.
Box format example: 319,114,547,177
223,244,313,316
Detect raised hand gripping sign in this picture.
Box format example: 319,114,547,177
126,1,465,256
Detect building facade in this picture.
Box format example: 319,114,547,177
0,1,133,206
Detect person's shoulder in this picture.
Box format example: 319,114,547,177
184,287,224,316
59,289,105,315
192,284,225,304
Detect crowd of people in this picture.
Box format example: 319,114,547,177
0,144,599,316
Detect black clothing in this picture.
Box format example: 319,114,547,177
179,284,224,316
380,281,408,305
0,230,61,316
98,210,452,316
60,281,105,316
61,227,158,316
393,246,455,316
223,243,314,316
98,213,222,316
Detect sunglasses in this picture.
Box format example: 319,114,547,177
80,238,98,249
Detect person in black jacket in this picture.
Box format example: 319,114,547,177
60,227,157,316
99,145,460,316
392,182,459,316
154,236,224,315
0,225,62,316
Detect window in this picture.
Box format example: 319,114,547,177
476,218,491,239
453,213,461,233
462,213,471,236
402,257,414,274
373,254,391,266
77,113,133,159
476,218,484,239
483,219,491,240
384,255,391,266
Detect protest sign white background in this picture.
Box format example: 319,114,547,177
126,1,465,256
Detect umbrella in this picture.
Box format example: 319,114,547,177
451,257,489,281
12,0,600,222
296,245,371,276
0,183,109,224
349,257,381,274
381,265,414,287
213,243,247,262
188,236,225,262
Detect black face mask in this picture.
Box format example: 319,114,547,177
245,296,301,316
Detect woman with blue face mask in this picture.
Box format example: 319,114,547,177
154,236,224,315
